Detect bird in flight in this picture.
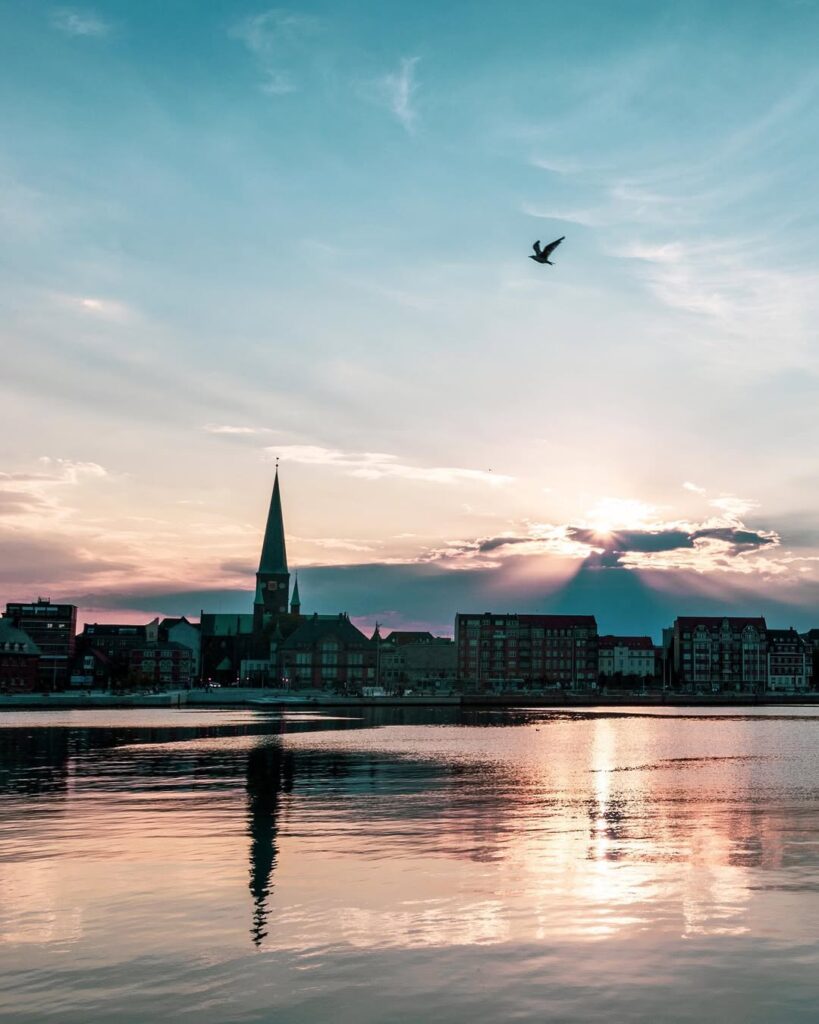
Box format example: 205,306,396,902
529,236,565,265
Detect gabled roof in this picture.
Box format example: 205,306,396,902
281,613,373,650
258,469,288,575
0,618,40,653
767,628,803,643
161,616,199,630
384,630,435,646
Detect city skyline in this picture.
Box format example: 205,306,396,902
2,1,819,636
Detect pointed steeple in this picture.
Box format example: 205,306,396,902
290,575,301,615
258,467,288,575
254,464,291,623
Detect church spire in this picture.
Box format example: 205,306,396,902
254,464,291,622
258,464,288,575
290,574,301,615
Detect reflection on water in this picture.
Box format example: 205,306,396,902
1,707,819,1022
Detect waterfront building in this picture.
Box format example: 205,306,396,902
670,616,768,692
158,617,201,679
3,598,77,690
767,628,809,692
379,633,457,691
71,647,116,689
129,641,195,687
75,621,156,686
279,613,376,691
598,635,657,683
0,618,41,692
799,629,819,687
455,613,599,690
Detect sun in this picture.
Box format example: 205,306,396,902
585,497,658,535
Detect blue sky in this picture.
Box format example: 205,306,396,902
2,1,819,636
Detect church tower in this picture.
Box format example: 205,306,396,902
254,467,290,627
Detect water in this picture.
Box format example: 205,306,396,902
2,706,819,1022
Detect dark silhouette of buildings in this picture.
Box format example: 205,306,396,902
0,618,41,692
4,598,76,690
200,468,375,688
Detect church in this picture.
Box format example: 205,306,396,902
199,469,377,689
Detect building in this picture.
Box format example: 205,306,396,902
70,647,116,689
670,616,768,692
0,619,41,692
800,629,819,688
129,641,194,687
200,469,368,689
378,631,457,691
200,612,256,684
455,613,599,690
279,613,376,691
159,617,201,680
767,628,808,692
598,635,657,684
75,622,156,685
382,631,436,646
4,598,77,690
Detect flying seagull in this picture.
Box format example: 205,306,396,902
529,236,565,265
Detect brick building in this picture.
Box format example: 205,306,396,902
0,619,41,692
75,621,157,685
455,613,598,690
670,616,768,692
4,599,77,690
130,641,194,687
279,613,376,691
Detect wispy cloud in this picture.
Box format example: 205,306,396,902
363,57,420,132
230,8,320,96
203,424,274,436
263,444,510,486
683,481,707,495
50,7,110,37
521,202,602,228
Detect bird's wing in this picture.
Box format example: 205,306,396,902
541,236,565,257
532,240,542,255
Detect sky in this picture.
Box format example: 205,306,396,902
2,0,819,639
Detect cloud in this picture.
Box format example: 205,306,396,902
617,234,819,364
0,535,131,586
231,9,319,55
230,8,320,95
260,70,297,95
364,57,420,132
50,7,110,37
521,202,602,228
0,458,110,530
413,499,782,575
203,424,273,436
263,444,511,486
683,481,707,494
